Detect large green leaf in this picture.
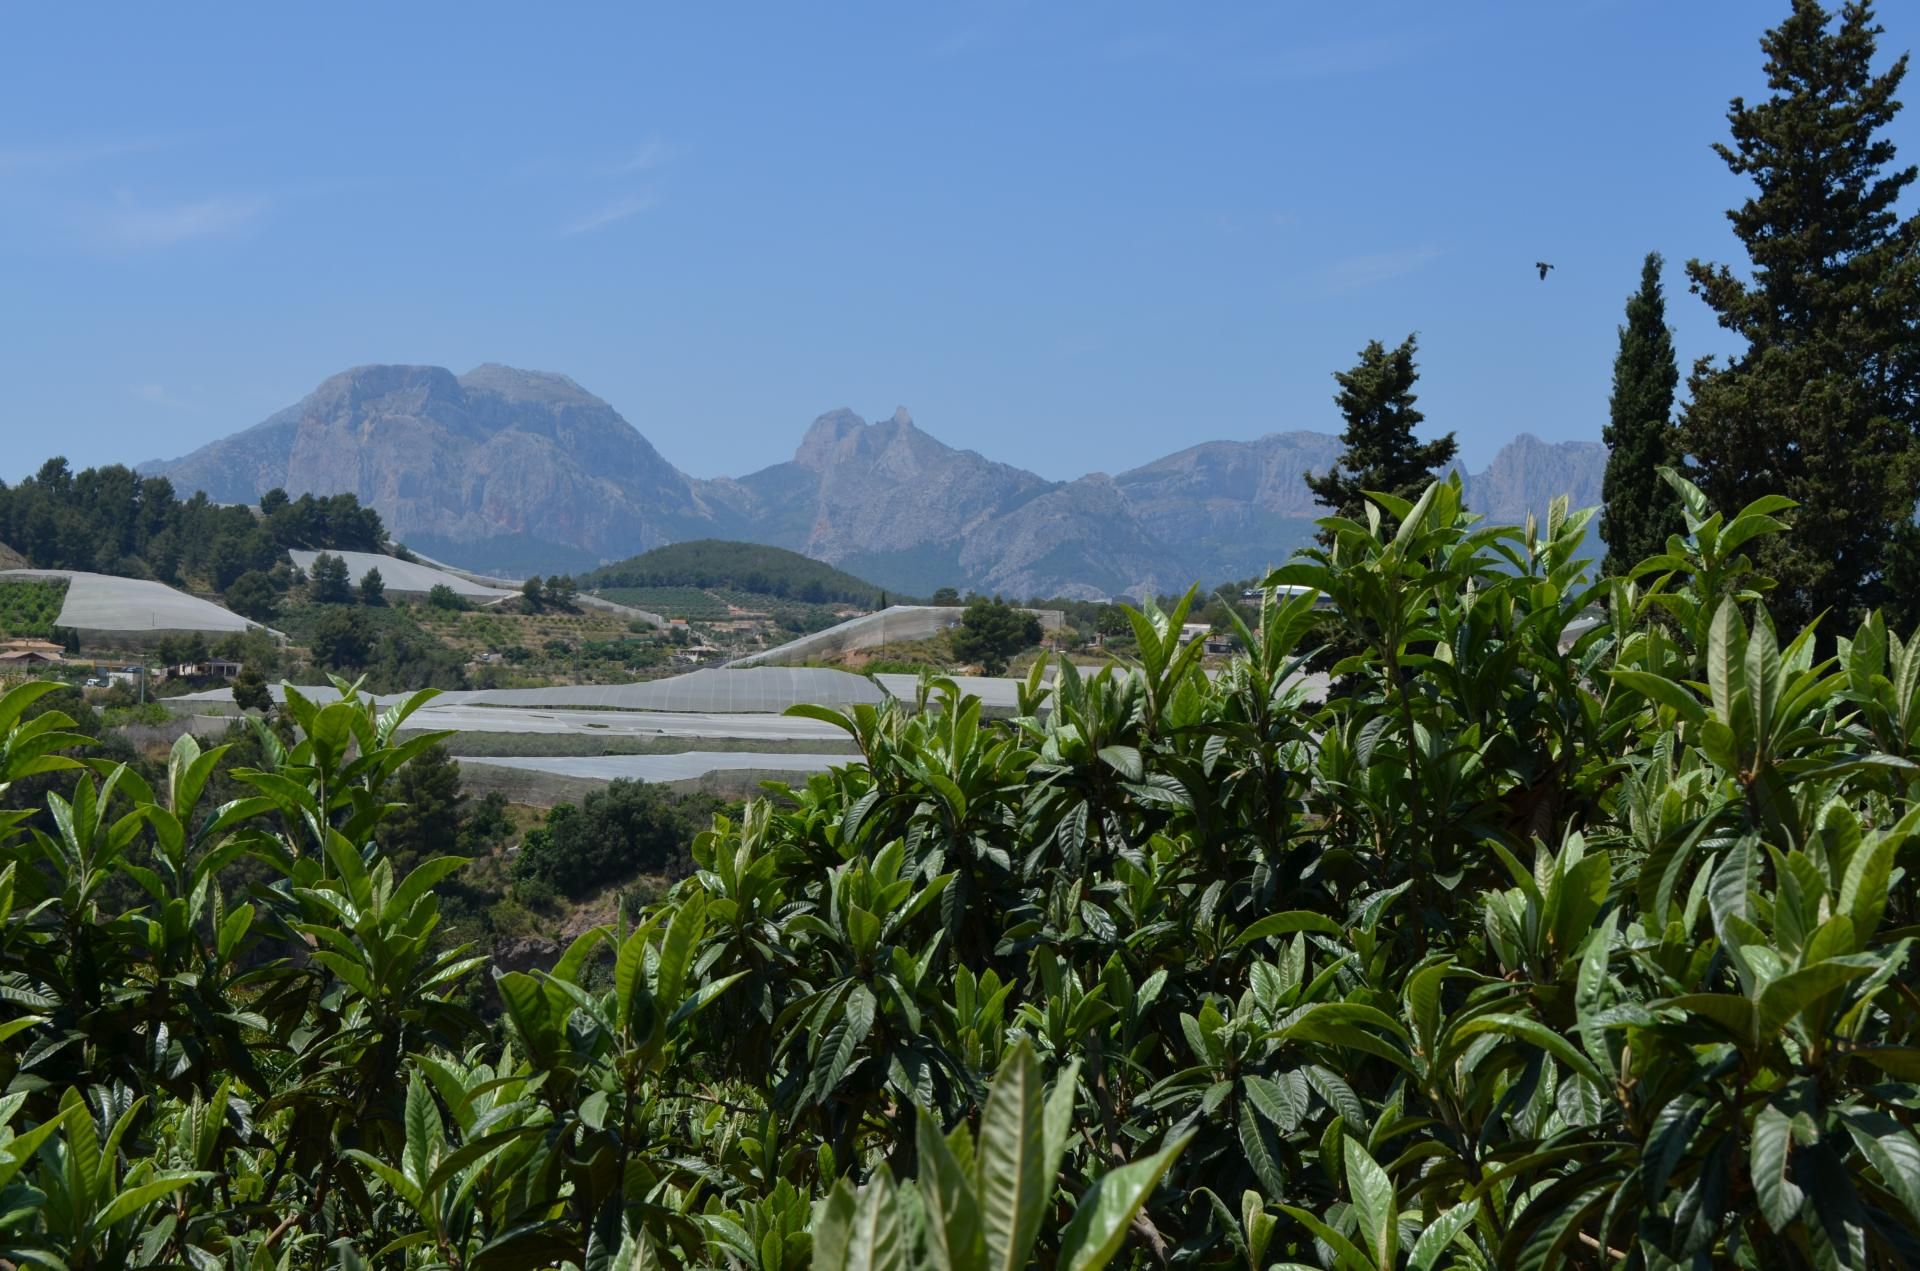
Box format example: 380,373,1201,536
1342,1138,1396,1270
841,1170,905,1271
1751,1104,1804,1233
916,1109,984,1271
1407,1201,1479,1271
1057,1133,1191,1271
975,1042,1048,1271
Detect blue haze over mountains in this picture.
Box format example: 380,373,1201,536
145,364,1605,599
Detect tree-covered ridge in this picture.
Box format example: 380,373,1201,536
580,539,891,607
0,456,389,591
3,469,1920,1267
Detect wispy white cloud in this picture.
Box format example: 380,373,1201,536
601,137,677,176
1318,244,1443,292
562,192,659,236
92,194,269,249
0,136,174,174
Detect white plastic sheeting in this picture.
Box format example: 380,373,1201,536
172,666,885,714
458,667,885,712
288,551,515,599
0,569,270,638
459,751,847,784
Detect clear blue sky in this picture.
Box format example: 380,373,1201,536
3,2,1913,483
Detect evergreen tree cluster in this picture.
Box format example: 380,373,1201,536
1306,3,1918,637
0,458,388,596
949,596,1044,675
1680,0,1920,632
582,538,886,607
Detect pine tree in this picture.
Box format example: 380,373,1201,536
950,598,1042,676
1305,334,1458,536
1600,253,1683,574
309,553,353,605
358,567,386,606
1680,0,1920,631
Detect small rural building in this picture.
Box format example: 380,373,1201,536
0,639,65,669
165,659,243,681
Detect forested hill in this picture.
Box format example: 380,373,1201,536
579,539,891,606
0,455,390,590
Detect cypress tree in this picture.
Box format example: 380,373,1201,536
1600,253,1683,574
1680,0,1920,631
1305,334,1458,536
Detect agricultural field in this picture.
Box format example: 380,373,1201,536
592,585,731,620
0,577,68,637
270,596,681,691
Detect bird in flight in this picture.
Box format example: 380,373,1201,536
1535,261,1555,280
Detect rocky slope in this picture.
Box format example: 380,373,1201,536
145,364,1611,598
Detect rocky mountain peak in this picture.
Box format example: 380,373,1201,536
792,409,870,472
142,365,1612,597
310,364,464,416
457,363,602,408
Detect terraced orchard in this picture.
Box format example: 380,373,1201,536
0,576,66,637
4,472,1920,1268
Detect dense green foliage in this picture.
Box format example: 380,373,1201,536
231,664,272,713
286,604,470,693
1601,252,1684,575
426,584,470,612
223,570,281,624
1681,0,1920,632
512,778,724,898
7,469,1920,1266
1304,335,1458,534
310,553,355,605
0,459,385,591
0,579,68,639
583,540,888,608
949,597,1044,675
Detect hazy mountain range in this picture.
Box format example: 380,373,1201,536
145,364,1607,599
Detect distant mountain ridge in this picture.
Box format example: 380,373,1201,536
145,364,1611,599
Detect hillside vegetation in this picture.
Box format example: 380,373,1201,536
582,538,891,606
0,578,67,638
0,458,387,589
8,471,1920,1266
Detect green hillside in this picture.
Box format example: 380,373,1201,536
581,539,892,607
